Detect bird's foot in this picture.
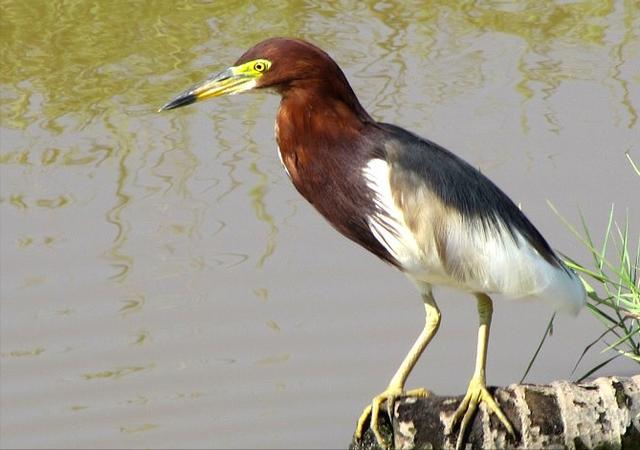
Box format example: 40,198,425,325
449,376,514,450
355,386,429,449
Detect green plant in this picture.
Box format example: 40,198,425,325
522,153,639,383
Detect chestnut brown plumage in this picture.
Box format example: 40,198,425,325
160,38,586,449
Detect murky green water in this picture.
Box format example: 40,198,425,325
1,1,638,448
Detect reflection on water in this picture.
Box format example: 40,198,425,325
1,1,638,448
248,159,279,268
104,117,134,282
82,365,152,381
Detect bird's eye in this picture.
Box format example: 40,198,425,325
254,62,266,72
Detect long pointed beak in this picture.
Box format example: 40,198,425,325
159,67,257,112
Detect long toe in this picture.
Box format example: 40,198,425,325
450,378,514,450
355,386,429,449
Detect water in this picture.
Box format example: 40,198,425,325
1,1,638,448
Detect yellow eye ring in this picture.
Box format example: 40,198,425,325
254,62,266,72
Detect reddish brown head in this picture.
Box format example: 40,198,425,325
235,38,349,95
159,37,369,120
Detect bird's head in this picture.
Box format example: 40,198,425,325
159,38,350,111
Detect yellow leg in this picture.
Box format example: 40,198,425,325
355,290,441,448
450,293,514,449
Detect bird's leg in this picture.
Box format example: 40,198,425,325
355,290,441,448
450,293,514,449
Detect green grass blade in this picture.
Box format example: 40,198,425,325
602,324,639,353
520,313,555,383
571,323,616,376
626,152,640,176
575,355,619,383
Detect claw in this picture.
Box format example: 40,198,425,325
355,387,428,448
450,377,514,449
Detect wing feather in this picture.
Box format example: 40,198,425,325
362,124,585,312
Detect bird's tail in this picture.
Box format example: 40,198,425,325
541,263,587,315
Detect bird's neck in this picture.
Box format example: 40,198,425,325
273,81,395,267
274,81,374,194
276,80,372,149
281,76,371,119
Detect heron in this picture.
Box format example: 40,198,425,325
160,37,585,449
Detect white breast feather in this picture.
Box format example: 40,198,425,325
362,159,431,274
363,158,586,313
274,121,291,180
276,144,292,180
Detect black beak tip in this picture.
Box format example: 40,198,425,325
158,93,197,112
